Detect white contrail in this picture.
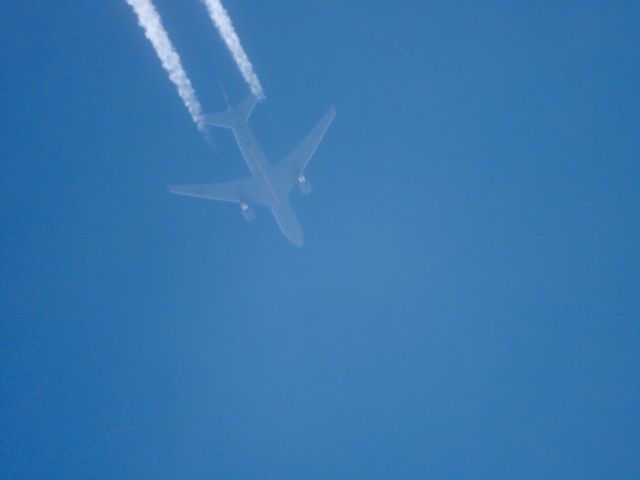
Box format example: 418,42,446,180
202,0,265,99
125,0,205,130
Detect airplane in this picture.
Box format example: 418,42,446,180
168,93,336,247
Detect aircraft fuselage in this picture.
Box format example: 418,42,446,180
231,122,304,247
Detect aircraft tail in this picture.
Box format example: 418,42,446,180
202,93,259,130
202,110,235,129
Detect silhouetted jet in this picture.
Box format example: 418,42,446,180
169,94,335,247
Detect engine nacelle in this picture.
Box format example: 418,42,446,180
240,202,255,222
297,174,312,195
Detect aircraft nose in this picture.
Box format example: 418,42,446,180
290,231,304,248
284,222,304,247
275,206,305,247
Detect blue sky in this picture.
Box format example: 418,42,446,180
2,1,639,478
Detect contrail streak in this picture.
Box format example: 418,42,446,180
202,0,265,100
125,0,205,130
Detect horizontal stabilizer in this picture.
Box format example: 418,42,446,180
202,94,259,130
234,94,258,122
202,110,235,129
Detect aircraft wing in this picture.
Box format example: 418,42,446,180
274,106,336,192
168,176,270,206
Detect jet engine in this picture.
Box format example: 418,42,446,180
297,174,312,195
240,202,255,222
